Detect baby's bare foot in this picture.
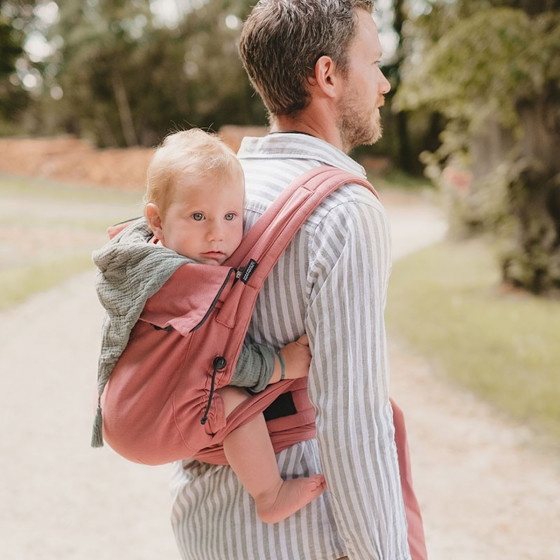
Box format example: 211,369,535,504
255,474,326,524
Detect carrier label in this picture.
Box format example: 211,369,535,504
241,259,258,283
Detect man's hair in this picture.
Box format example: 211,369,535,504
145,129,243,217
239,0,374,117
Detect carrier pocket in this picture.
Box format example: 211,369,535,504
151,324,173,332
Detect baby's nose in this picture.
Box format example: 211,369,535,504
206,221,224,241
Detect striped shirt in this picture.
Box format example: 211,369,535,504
170,133,411,560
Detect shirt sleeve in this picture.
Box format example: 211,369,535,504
230,341,275,393
306,193,412,559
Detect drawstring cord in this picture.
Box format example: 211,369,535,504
201,356,227,425
198,267,238,424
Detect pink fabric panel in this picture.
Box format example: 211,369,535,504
391,398,428,560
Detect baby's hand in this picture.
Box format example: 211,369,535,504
271,335,311,383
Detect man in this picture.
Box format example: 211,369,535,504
170,1,426,558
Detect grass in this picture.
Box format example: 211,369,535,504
0,255,95,310
386,238,560,440
0,172,143,204
369,168,435,192
0,174,142,310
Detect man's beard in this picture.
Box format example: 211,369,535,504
337,92,383,153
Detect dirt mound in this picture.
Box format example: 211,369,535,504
0,136,152,190
0,126,268,191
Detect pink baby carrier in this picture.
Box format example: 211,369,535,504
99,165,427,559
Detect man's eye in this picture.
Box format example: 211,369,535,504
192,213,204,221
225,213,235,221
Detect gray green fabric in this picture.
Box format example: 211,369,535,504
91,218,191,446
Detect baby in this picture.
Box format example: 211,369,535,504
144,129,326,523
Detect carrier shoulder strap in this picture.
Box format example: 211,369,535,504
227,165,379,287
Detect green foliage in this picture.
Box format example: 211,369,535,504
0,10,29,122
397,8,559,132
0,14,22,73
396,4,560,295
40,0,264,147
499,167,560,293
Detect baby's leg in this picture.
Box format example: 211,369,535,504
219,386,326,524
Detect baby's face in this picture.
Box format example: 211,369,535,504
159,173,244,265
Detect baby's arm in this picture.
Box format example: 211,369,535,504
269,335,311,383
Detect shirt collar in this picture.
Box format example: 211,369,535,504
237,132,366,178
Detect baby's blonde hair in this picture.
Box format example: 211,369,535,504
145,128,243,217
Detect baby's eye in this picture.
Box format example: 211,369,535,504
224,213,236,221
192,212,204,221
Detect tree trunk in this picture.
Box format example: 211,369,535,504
515,0,560,17
111,70,138,147
392,0,415,173
471,84,560,294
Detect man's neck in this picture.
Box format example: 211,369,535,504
270,113,346,153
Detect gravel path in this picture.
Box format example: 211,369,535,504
1,193,558,559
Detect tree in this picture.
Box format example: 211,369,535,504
172,0,265,131
44,0,159,146
351,0,444,174
0,1,34,131
377,0,416,172
40,0,263,147
396,1,560,295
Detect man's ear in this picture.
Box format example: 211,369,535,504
312,55,338,99
145,203,165,241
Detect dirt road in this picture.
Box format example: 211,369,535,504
1,193,559,559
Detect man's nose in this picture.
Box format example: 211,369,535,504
379,71,391,95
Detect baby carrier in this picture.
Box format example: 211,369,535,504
93,164,427,559
93,165,379,465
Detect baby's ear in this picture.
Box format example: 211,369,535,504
145,203,164,241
